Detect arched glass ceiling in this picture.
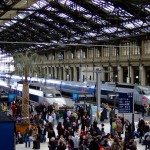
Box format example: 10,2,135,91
0,0,149,53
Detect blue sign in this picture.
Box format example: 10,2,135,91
118,93,133,113
72,93,78,102
8,93,15,102
91,105,97,123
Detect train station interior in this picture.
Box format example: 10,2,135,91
0,1,150,150
0,0,149,85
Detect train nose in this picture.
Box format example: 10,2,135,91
142,95,150,104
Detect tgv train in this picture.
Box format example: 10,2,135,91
2,75,150,106
45,79,150,106
0,79,66,107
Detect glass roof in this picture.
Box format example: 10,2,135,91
0,0,149,52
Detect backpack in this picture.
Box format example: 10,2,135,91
146,135,150,141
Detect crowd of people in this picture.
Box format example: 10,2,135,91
0,99,150,150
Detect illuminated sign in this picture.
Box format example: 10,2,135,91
8,93,15,102
72,93,78,102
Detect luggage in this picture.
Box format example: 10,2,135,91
34,140,40,149
18,138,24,144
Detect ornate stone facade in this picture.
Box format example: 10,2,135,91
37,39,150,86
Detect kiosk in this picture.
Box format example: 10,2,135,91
0,112,16,150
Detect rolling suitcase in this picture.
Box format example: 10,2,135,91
34,140,40,149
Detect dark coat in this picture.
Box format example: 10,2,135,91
48,140,57,150
48,128,56,139
57,144,66,150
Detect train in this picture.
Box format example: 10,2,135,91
0,79,66,107
1,74,150,107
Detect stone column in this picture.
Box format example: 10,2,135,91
69,68,72,81
109,66,113,81
118,65,123,83
73,67,77,81
57,67,59,79
58,67,62,79
46,67,49,78
62,67,66,80
139,65,146,86
99,66,104,81
47,67,50,78
130,66,134,84
51,67,54,78
49,67,52,78
54,67,57,79
127,65,131,84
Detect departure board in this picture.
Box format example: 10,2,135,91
118,93,133,113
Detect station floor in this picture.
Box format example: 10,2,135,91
16,114,150,150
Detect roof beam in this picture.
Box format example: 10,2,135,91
69,0,123,25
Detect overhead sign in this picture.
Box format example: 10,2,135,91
8,93,15,102
72,93,78,102
118,93,133,113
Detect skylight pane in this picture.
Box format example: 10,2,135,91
103,27,118,33
58,13,68,19
11,20,17,23
59,0,85,12
46,6,57,11
145,7,150,12
124,22,135,29
73,36,80,40
92,0,133,21
5,22,11,26
18,14,25,19
84,14,92,19
31,0,47,9
134,20,143,27
87,32,96,37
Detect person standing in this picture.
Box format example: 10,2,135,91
56,111,60,125
141,104,146,118
48,137,57,150
32,126,38,149
24,125,33,148
116,119,123,137
47,123,56,142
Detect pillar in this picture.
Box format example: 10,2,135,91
130,66,134,84
49,67,52,78
139,65,146,85
69,68,72,81
51,67,54,78
54,67,57,79
63,67,66,80
109,66,113,81
58,66,62,79
56,67,59,79
99,66,104,81
118,65,123,83
46,67,49,78
73,67,77,81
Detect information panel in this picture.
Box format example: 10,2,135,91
8,93,15,102
91,105,97,123
118,93,133,113
72,93,78,102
